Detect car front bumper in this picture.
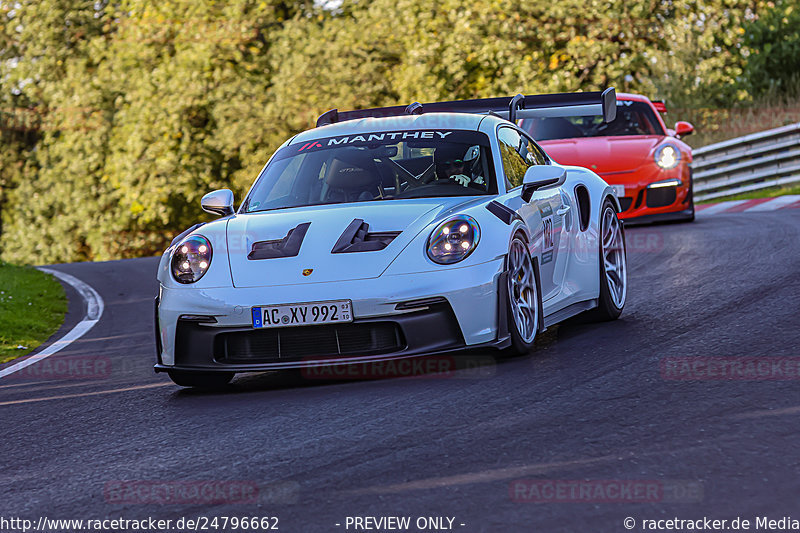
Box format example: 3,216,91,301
155,257,506,371
603,164,693,222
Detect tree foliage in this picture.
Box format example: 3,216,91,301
741,0,800,98
0,0,790,264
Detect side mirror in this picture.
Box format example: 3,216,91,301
674,121,694,138
201,189,234,217
521,166,567,202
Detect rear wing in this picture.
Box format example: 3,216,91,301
316,88,617,128
652,100,668,114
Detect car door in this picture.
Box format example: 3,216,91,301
519,130,574,298
497,126,566,301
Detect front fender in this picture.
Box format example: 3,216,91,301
157,218,234,289
381,200,517,277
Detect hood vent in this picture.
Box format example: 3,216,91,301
248,222,311,260
332,219,400,254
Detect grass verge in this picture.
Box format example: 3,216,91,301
674,91,800,149
698,183,800,204
0,262,67,364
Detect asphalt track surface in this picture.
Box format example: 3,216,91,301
1,208,799,533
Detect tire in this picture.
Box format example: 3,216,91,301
504,235,540,356
168,370,234,389
686,170,695,222
589,198,627,321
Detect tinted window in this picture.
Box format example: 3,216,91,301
520,100,665,141
522,134,549,165
498,127,532,188
242,130,496,213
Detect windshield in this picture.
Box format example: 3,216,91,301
520,100,665,141
242,130,495,213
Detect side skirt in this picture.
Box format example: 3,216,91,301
543,298,598,328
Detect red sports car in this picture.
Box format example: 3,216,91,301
520,93,695,223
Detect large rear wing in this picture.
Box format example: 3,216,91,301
316,88,616,128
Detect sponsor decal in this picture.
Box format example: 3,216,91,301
297,130,454,152
302,268,313,276
538,204,555,265
297,141,323,152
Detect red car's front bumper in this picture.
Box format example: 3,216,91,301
601,163,693,223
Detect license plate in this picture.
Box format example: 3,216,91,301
612,184,626,197
252,300,352,328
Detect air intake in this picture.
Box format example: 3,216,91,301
248,222,311,260
331,219,400,253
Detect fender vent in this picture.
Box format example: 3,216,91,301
248,222,311,260
574,185,591,231
486,201,520,225
332,219,400,253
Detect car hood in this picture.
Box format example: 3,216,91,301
540,136,663,173
226,198,480,288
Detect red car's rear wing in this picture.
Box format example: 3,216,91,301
652,100,668,114
316,88,617,127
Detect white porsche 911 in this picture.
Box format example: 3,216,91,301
155,89,627,388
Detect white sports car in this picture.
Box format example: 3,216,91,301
155,89,627,388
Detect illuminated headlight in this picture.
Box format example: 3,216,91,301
171,235,212,284
427,216,480,265
654,144,680,169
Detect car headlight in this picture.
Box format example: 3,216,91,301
171,235,212,284
427,216,480,265
654,144,680,169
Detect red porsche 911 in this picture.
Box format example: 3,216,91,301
520,93,695,223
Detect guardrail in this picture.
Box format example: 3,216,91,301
691,122,800,202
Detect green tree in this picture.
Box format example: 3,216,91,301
0,0,111,261
269,0,768,119
740,0,800,98
1,0,311,263
0,0,788,264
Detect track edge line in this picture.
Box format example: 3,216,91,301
0,268,106,379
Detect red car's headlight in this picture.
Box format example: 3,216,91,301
654,144,681,169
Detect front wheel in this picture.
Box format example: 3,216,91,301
168,370,234,389
590,199,627,321
504,236,540,355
